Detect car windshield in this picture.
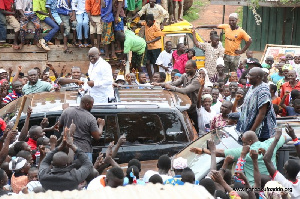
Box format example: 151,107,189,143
175,125,241,180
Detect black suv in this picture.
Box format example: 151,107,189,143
0,88,198,163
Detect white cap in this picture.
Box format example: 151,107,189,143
216,57,224,66
116,75,125,81
229,13,238,19
9,157,27,171
0,69,6,73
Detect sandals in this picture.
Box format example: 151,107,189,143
84,44,92,48
78,44,84,48
13,44,21,50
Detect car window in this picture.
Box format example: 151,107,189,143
187,33,205,56
159,113,188,142
117,114,164,144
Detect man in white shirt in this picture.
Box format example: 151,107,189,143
156,41,173,73
85,47,114,103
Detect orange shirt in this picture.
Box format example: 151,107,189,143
142,22,163,50
272,97,281,105
218,24,251,56
11,174,28,193
85,0,101,16
280,81,300,105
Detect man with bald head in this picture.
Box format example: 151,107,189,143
39,128,93,191
190,130,287,186
59,95,105,160
22,69,53,95
236,67,276,140
83,47,114,103
153,60,201,132
280,70,300,107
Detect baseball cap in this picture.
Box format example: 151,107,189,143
246,58,262,68
9,157,27,171
0,69,6,73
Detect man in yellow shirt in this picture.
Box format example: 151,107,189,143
197,13,252,73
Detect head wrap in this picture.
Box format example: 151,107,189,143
202,94,213,101
173,157,188,170
229,13,238,19
216,57,224,66
175,73,182,77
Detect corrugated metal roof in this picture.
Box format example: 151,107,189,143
2,184,214,199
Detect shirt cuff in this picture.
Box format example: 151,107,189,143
272,170,279,180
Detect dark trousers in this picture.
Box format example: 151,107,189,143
0,12,7,41
188,111,199,134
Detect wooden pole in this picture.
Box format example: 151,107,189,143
12,96,27,130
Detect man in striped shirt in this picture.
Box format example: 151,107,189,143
1,80,23,107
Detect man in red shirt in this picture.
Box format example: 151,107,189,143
27,126,45,151
280,70,300,108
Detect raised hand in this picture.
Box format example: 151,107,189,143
211,170,224,184
241,145,250,156
97,118,105,126
49,135,57,146
69,120,76,137
46,63,55,71
38,145,46,157
285,123,297,140
18,66,22,72
190,147,203,154
106,141,114,157
40,118,49,129
198,77,205,87
224,155,234,164
249,149,258,161
27,106,32,117
94,152,104,168
234,171,247,182
51,121,59,132
117,134,126,146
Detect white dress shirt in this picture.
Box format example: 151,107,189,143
84,57,114,103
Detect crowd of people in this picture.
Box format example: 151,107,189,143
0,3,300,198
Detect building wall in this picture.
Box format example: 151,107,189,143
242,6,300,51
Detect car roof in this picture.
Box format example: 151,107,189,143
0,88,191,120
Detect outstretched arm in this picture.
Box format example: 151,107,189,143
279,91,289,110
197,78,205,108
263,130,282,177
19,107,32,141
285,124,300,159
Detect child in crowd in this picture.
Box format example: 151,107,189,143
270,84,281,105
172,0,182,22
197,77,216,135
86,0,102,48
211,59,227,83
101,0,116,60
57,0,77,53
173,43,188,74
9,157,30,193
1,0,21,49
73,0,90,47
174,73,181,82
280,92,300,116
16,0,41,50
245,50,253,61
33,0,59,51
143,14,163,80
236,60,245,79
156,41,173,73
223,85,230,100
